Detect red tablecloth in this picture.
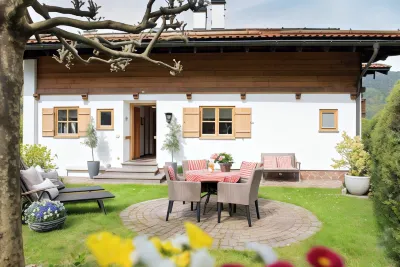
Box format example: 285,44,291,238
186,170,241,183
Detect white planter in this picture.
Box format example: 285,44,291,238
345,174,370,196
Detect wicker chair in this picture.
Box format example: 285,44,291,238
164,166,202,222
217,168,263,227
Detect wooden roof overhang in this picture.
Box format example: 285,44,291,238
25,28,400,63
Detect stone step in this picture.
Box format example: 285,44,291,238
106,166,159,174
121,161,158,168
94,172,165,181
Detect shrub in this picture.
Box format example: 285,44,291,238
20,144,56,170
370,81,400,263
161,117,181,162
362,115,380,154
331,132,370,176
24,200,66,224
81,117,98,161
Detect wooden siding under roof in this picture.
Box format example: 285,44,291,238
37,52,360,95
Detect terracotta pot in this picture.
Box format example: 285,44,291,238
219,163,232,172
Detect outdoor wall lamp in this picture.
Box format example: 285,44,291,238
165,113,173,123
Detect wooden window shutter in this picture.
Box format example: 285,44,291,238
42,108,55,137
78,108,91,137
183,108,200,138
235,108,252,138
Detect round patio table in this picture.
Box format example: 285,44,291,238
186,170,241,214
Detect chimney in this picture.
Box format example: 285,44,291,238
193,6,207,30
211,0,226,29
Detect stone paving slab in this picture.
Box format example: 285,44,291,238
120,196,321,250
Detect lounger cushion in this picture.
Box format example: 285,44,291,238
276,156,293,169
263,156,277,169
239,161,258,179
20,167,44,189
40,171,65,190
188,160,207,170
168,166,176,181
32,179,59,200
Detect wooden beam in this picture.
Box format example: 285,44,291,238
133,93,140,100
81,94,88,100
33,93,40,100
240,93,246,100
350,94,357,100
295,93,301,100
186,93,192,100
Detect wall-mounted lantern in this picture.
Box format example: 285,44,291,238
165,113,173,123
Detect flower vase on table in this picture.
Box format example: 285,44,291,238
211,152,234,173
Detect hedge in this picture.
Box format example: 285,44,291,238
370,81,400,263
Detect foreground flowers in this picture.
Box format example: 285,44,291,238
87,222,344,267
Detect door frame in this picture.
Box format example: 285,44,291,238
129,103,156,160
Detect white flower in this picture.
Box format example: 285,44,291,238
171,235,189,250
246,242,277,265
132,236,175,267
190,249,215,267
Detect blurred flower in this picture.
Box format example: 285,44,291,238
267,261,294,267
218,156,225,161
246,242,277,265
190,249,215,267
86,232,134,267
185,222,213,249
220,264,245,267
171,251,191,267
307,246,344,267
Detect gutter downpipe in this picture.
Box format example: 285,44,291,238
356,43,380,136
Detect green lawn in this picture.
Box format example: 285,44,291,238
23,185,391,267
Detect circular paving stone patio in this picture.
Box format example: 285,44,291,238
120,197,321,250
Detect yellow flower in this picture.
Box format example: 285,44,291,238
162,240,182,255
171,251,191,267
184,222,213,249
86,232,134,267
150,236,162,252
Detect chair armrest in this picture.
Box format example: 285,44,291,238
296,162,301,170
21,186,58,196
168,181,201,202
217,182,250,206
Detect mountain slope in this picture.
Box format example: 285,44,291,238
362,71,400,119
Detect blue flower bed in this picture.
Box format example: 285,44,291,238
24,200,67,224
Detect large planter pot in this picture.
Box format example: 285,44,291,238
345,174,370,196
29,216,66,232
165,162,178,176
219,163,232,172
87,161,100,179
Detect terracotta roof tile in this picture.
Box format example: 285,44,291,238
27,28,400,44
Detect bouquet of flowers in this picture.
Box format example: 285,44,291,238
210,153,233,164
86,222,344,267
24,200,67,224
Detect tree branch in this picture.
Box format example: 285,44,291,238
42,4,97,19
48,28,183,75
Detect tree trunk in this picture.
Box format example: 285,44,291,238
0,25,27,267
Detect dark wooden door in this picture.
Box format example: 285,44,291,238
133,107,141,159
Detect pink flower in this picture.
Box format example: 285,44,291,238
267,262,294,267
211,153,219,160
307,246,344,267
218,156,225,161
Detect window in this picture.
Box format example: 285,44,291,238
55,107,78,136
97,109,114,130
200,107,234,138
319,109,338,132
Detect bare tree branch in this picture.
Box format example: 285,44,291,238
42,4,97,19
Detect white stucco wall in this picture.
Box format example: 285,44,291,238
155,94,356,170
23,92,356,175
23,60,38,145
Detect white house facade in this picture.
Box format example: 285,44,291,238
22,26,400,181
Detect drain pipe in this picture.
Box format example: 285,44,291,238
358,43,380,94
356,43,380,136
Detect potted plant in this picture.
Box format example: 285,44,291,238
24,200,67,232
82,117,100,179
332,132,371,195
212,152,234,172
161,116,181,175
